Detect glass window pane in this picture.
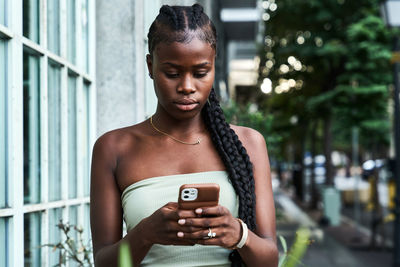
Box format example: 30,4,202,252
69,205,78,237
67,0,76,64
84,204,91,248
23,51,41,204
48,208,62,266
23,0,40,43
0,218,8,267
68,76,77,199
81,83,90,197
68,206,78,267
0,40,6,208
24,212,41,266
69,206,80,267
81,0,88,72
48,64,61,201
47,0,60,54
0,0,5,26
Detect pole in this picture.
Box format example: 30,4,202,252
393,35,400,267
352,127,361,241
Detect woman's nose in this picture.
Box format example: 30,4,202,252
177,74,195,94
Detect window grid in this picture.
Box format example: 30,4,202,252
0,217,8,267
22,0,40,43
0,39,7,209
23,50,41,205
0,0,95,266
0,0,6,26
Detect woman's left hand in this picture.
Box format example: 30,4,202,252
176,205,242,249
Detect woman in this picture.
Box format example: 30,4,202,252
90,4,278,267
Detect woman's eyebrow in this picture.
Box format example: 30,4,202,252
161,62,211,68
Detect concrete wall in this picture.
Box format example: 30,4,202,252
96,0,140,136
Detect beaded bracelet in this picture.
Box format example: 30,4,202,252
231,218,248,249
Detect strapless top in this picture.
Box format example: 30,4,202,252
121,171,239,267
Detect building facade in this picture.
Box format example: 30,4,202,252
1,0,95,266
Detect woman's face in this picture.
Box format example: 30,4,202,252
147,35,216,120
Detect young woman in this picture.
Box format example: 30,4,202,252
90,4,278,267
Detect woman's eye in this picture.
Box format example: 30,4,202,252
194,72,207,78
165,73,179,78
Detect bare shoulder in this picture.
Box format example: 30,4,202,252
92,122,147,165
229,124,270,179
229,124,267,154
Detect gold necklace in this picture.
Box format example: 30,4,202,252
150,116,201,145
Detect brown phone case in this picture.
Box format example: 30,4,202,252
178,183,220,210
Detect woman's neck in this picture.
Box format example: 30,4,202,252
151,108,207,139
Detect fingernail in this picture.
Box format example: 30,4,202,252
195,208,202,214
177,232,184,238
178,219,185,225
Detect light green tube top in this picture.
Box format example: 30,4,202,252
121,171,239,267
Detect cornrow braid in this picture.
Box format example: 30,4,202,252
190,4,203,29
202,89,257,266
159,5,179,30
147,4,217,56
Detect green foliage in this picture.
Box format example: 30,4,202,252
278,228,311,267
42,221,93,267
257,0,394,161
222,101,285,160
119,242,133,267
278,236,288,267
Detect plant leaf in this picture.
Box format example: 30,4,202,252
279,235,288,252
119,242,133,267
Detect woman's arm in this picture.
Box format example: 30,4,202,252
235,127,279,266
90,133,153,266
90,133,200,266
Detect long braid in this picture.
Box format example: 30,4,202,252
147,5,257,266
202,89,257,266
202,89,256,230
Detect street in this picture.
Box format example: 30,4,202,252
275,174,394,267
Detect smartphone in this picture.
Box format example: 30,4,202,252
178,183,220,210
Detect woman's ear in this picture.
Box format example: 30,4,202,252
146,54,153,79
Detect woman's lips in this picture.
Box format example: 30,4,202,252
174,102,199,111
173,99,199,111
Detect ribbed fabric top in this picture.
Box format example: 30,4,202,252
121,171,239,267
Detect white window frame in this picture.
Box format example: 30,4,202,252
0,0,96,266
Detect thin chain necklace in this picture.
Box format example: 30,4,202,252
150,116,201,145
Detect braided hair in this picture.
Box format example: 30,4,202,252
147,4,257,266
147,4,216,56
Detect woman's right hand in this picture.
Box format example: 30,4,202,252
141,202,201,246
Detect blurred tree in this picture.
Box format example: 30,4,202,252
257,0,393,193
223,102,283,160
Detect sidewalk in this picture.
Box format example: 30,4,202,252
274,190,392,267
